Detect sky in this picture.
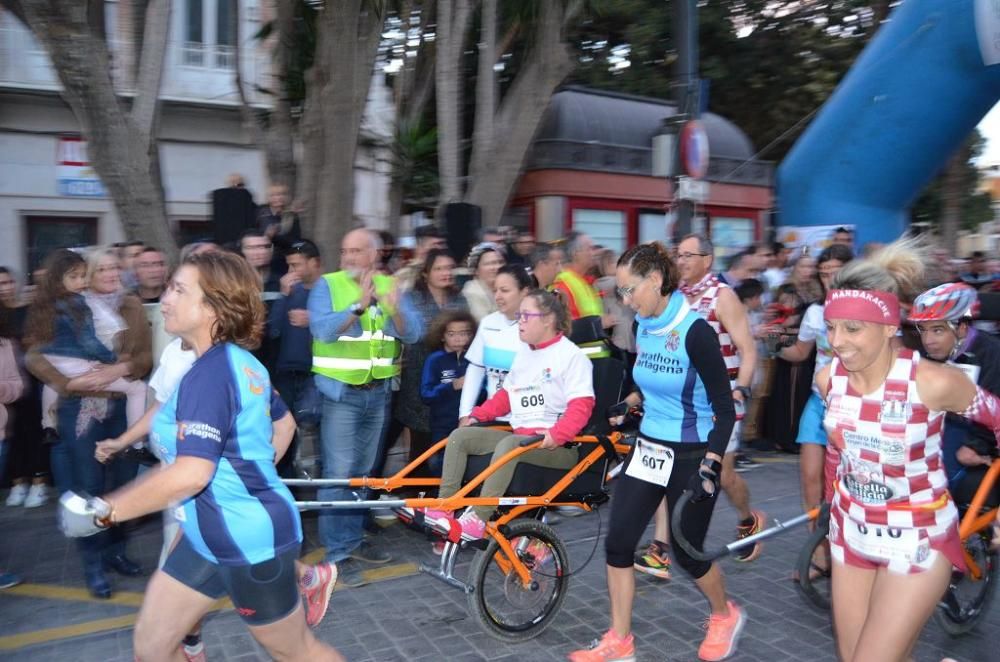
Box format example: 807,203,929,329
977,102,1000,167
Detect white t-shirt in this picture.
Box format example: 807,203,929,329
505,336,594,430
148,338,198,404
459,311,526,418
797,303,832,394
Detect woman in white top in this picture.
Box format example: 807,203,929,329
461,243,505,321
458,265,532,424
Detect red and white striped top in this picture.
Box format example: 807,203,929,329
688,278,741,383
824,348,957,531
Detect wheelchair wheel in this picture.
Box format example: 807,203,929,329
796,514,832,612
934,530,999,636
468,518,570,642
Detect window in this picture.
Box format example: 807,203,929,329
639,210,667,245
25,216,98,274
710,217,754,264
215,0,236,68
573,209,626,253
183,0,204,65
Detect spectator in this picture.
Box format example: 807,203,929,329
961,250,997,289
0,313,25,586
256,183,302,277
719,248,760,289
528,243,564,289
307,228,421,588
211,173,256,249
118,240,145,292
396,224,446,291
552,231,610,360
133,247,167,304
394,249,468,475
787,254,822,308
420,310,476,477
269,239,324,478
761,242,791,293
25,248,152,598
462,242,505,321
595,248,635,357
830,226,853,248
240,230,280,294
506,232,536,267
479,227,505,245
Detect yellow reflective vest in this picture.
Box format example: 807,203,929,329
551,270,610,359
311,271,402,385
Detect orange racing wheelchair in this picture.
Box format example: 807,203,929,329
285,356,632,641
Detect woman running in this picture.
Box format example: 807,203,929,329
569,242,742,662
817,239,1000,662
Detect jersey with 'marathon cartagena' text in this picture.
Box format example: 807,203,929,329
151,342,301,566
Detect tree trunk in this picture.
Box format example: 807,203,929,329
303,0,383,261
435,0,473,209
234,0,296,192
467,0,497,190
10,0,176,260
463,0,581,228
939,149,965,256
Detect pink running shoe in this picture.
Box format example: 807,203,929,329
301,562,338,628
567,629,635,662
457,509,486,540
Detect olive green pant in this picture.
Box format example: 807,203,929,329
439,427,578,520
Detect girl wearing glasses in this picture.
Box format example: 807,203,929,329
570,242,742,662
420,289,595,540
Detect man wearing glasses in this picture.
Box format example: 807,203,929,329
674,234,764,562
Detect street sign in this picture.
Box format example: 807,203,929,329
677,176,709,202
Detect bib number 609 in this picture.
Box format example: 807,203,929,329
521,394,544,408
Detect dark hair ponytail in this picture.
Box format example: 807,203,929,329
617,242,679,295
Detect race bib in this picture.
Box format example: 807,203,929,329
843,520,925,565
510,383,546,426
625,438,675,487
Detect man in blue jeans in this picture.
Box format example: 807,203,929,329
308,228,421,587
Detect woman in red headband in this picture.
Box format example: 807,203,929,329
816,238,1000,662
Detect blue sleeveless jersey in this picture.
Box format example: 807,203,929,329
150,343,302,565
633,291,714,443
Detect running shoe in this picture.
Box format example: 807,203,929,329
5,484,27,507
698,601,745,661
371,494,398,523
457,509,486,540
23,484,48,508
733,454,759,473
633,540,671,580
734,510,765,562
567,629,636,662
301,561,338,627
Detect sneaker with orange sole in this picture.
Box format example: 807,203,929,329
698,600,745,661
567,629,635,662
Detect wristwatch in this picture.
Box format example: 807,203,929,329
733,385,752,400
349,303,365,316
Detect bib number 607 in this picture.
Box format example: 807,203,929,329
641,454,666,471
521,394,544,408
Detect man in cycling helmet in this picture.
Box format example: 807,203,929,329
911,282,1000,499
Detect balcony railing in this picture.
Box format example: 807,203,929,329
525,139,774,188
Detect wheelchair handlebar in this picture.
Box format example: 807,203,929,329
671,490,826,562
518,434,546,447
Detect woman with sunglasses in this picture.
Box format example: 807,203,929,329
419,289,595,540
570,242,742,662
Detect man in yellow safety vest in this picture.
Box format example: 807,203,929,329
551,231,610,359
307,228,421,588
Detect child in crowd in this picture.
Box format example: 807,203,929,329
421,310,476,476
29,249,147,439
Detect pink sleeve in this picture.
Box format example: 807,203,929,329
471,388,512,423
548,396,596,445
962,386,1000,446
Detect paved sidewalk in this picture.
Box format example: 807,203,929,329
0,454,993,661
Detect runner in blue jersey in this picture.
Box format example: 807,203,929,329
570,242,743,662
58,252,343,662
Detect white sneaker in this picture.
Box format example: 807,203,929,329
5,484,27,507
23,484,48,508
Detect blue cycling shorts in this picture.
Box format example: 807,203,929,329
796,392,828,447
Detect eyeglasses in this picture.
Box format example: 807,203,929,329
515,311,548,322
676,252,709,261
615,279,646,299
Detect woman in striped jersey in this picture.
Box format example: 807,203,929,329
816,239,1000,662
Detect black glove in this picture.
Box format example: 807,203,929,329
687,458,722,502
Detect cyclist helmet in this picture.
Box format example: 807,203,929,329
909,283,979,323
